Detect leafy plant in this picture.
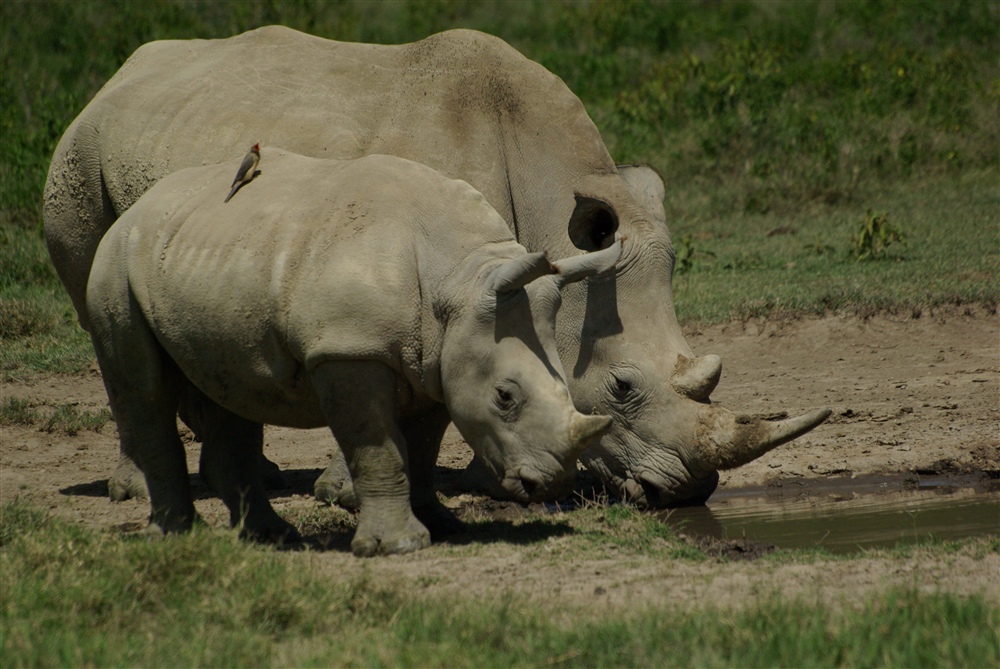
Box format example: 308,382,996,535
852,210,907,260
675,233,716,275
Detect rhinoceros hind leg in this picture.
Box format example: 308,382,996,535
260,454,289,491
180,384,290,495
196,393,300,544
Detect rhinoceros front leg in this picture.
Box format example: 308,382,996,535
195,391,300,543
310,360,431,557
404,406,464,538
314,406,461,538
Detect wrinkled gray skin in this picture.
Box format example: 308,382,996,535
86,149,614,555
45,26,829,509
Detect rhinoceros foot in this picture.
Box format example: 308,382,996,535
352,513,431,557
314,453,360,510
108,455,149,501
413,500,464,539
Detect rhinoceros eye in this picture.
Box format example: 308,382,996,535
493,383,520,414
607,366,642,404
612,376,632,396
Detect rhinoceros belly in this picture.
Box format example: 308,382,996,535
131,228,329,428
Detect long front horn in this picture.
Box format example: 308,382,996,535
693,405,832,472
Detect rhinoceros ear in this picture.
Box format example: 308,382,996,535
617,164,666,218
489,252,557,294
553,235,623,288
568,194,619,251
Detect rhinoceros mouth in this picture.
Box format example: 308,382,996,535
501,468,540,503
623,472,671,508
501,465,575,503
622,469,719,508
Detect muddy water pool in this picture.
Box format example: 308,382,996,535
660,473,999,554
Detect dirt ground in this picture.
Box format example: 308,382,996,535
2,309,998,610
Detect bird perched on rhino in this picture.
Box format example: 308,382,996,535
224,142,261,203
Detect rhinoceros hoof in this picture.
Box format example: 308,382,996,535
351,521,431,557
145,509,204,536
314,474,359,510
109,463,149,502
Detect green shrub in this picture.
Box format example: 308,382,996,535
852,210,907,261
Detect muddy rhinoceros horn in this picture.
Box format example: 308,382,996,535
670,354,723,402
693,404,832,472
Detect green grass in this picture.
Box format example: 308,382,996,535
2,501,996,668
0,223,94,379
671,169,999,323
0,396,112,435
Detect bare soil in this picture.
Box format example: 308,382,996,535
2,310,998,610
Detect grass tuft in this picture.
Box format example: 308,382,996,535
0,396,38,426
0,397,112,435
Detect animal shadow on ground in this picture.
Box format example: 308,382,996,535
59,468,324,500
293,517,576,555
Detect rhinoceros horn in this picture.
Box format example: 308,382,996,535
490,252,557,294
569,413,613,450
671,354,723,402
692,404,832,473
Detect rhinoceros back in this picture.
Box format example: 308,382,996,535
45,26,616,332
99,150,513,425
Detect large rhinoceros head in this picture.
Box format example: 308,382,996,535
551,166,830,506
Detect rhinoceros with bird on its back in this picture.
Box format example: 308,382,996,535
86,148,616,555
45,26,830,509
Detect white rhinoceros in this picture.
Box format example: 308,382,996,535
86,148,615,555
46,26,829,508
